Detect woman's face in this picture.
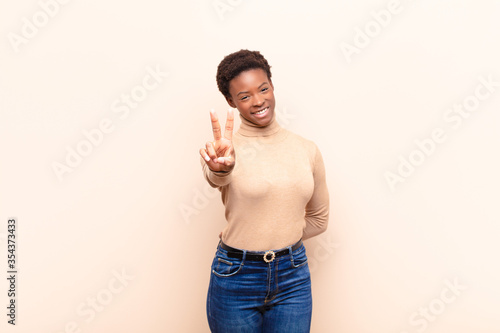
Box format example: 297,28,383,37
226,68,276,127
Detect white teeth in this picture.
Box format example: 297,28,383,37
254,107,268,115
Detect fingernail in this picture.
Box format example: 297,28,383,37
205,155,210,161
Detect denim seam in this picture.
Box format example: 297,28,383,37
264,263,271,303
274,257,280,295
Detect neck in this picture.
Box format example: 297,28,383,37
237,110,281,137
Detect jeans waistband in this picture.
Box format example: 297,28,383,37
218,239,303,263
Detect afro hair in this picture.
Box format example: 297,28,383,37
216,49,272,99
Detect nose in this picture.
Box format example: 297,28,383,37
253,94,265,106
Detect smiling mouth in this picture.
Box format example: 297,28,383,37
252,107,269,115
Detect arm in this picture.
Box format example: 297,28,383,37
302,143,330,240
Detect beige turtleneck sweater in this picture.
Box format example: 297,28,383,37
200,110,330,251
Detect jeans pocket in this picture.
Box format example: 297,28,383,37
291,246,308,268
212,252,244,277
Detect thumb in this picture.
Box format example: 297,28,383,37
216,156,234,166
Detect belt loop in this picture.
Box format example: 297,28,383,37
289,238,301,256
242,249,247,263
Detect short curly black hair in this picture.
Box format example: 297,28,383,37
216,49,272,99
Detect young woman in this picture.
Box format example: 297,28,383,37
199,49,330,333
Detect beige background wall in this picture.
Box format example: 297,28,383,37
1,0,499,332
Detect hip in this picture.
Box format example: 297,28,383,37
209,239,311,290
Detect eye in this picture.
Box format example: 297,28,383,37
240,96,249,101
261,87,268,92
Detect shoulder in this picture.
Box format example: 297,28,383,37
282,128,320,163
283,128,318,151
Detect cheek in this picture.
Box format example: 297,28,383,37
268,97,276,107
237,103,251,113
267,92,276,102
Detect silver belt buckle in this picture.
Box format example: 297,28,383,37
263,250,275,263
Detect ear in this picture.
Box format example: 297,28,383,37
225,96,236,108
269,79,274,90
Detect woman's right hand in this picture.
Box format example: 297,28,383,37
199,109,235,173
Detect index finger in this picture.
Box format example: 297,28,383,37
224,109,234,141
210,109,221,141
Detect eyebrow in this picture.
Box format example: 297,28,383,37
236,82,268,96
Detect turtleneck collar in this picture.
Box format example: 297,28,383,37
236,109,282,137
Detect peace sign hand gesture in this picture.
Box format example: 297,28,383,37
199,109,235,173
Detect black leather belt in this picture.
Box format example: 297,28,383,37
219,239,303,263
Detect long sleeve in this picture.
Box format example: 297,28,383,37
200,155,233,188
302,143,330,240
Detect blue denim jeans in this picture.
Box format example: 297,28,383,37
206,240,312,333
